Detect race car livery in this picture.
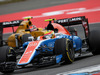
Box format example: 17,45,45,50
0,16,100,73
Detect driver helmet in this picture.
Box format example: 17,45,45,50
44,30,55,39
29,25,37,31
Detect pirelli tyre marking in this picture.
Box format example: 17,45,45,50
66,39,74,63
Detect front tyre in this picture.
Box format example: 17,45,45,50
0,46,16,73
54,38,75,64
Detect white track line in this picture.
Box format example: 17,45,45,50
57,64,100,75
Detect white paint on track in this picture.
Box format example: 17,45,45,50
57,64,100,75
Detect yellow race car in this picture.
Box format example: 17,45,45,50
7,17,54,48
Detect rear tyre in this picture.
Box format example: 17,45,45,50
89,30,100,55
54,38,74,64
0,46,16,73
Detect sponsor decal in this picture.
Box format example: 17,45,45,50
3,20,20,25
55,17,82,23
57,19,68,23
18,41,39,65
29,42,38,47
69,17,82,22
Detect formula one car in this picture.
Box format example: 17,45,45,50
0,16,100,73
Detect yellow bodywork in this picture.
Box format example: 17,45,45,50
7,20,45,47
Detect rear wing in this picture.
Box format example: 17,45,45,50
0,20,23,46
54,16,89,39
0,20,23,28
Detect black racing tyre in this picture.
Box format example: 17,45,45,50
54,38,75,64
0,46,16,73
0,46,9,63
22,34,32,44
89,30,100,55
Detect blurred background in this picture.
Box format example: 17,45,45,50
0,0,100,75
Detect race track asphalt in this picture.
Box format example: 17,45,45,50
0,0,100,75
0,0,83,15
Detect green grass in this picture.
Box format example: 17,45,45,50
0,0,26,5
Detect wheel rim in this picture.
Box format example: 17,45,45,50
68,43,74,61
